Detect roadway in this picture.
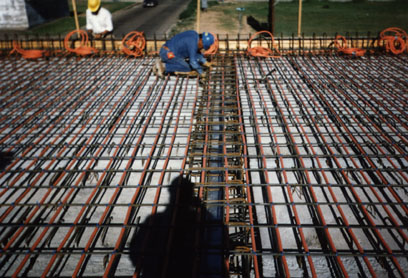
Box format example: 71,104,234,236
112,0,190,39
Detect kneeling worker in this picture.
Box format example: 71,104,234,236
86,0,113,39
153,31,214,78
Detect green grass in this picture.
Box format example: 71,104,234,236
24,2,135,35
174,0,408,36
68,1,134,15
274,0,408,36
179,0,198,20
179,0,219,19
173,0,220,35
171,1,220,36
29,17,87,36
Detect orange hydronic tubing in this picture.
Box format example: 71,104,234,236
246,30,281,58
204,32,219,55
121,31,146,57
333,35,366,57
9,40,48,59
379,27,407,55
64,29,98,56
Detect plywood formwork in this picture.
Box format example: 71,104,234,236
0,53,407,277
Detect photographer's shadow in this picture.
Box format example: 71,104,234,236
129,175,227,277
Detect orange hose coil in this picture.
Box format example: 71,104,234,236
204,32,219,55
10,41,48,59
247,31,280,58
379,27,407,55
333,35,366,57
121,31,146,57
64,30,98,56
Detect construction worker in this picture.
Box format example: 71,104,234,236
153,31,214,79
86,0,113,39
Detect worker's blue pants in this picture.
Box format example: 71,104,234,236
159,47,193,73
159,48,205,73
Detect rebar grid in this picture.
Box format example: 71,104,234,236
236,55,408,277
0,54,407,278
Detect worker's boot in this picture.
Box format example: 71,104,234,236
153,58,165,79
174,71,198,77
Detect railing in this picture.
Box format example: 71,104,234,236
0,32,396,55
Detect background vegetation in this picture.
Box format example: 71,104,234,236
174,0,408,36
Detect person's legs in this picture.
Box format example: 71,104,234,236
163,57,192,73
160,47,192,73
154,48,195,78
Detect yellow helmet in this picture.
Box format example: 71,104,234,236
88,0,101,12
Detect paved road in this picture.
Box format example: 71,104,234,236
112,0,190,39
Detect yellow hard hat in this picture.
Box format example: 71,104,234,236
88,0,101,12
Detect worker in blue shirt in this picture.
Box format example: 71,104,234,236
153,31,214,79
